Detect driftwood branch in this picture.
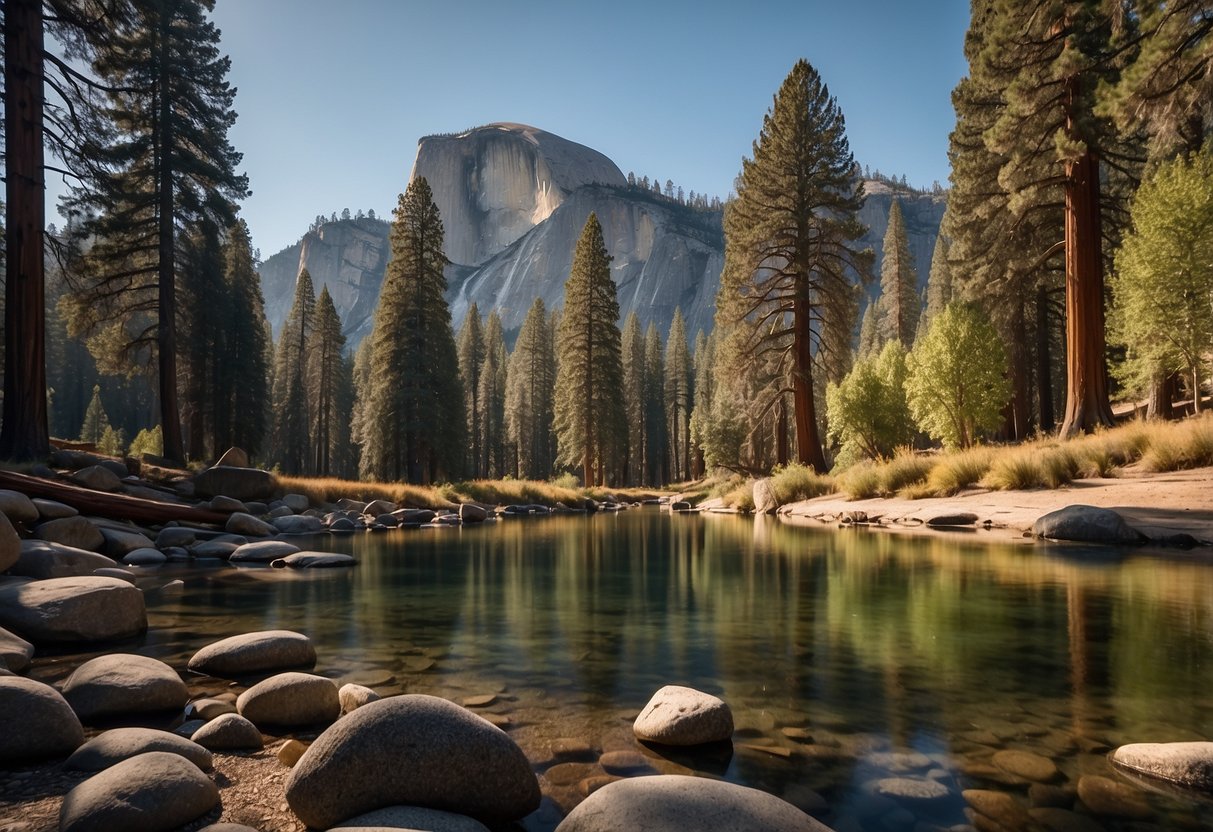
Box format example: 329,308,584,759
0,470,226,526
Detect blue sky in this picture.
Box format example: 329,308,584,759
57,0,972,256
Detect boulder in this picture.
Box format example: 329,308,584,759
123,547,167,566
185,697,237,720
269,504,293,518
230,540,302,563
752,478,779,514
1112,742,1213,793
93,567,137,583
245,501,269,515
32,497,78,520
51,449,103,470
330,806,491,832
364,499,397,516
1032,505,1146,544
376,513,400,528
339,683,381,713
633,685,734,746
154,527,196,548
11,539,118,579
0,676,84,763
0,576,146,644
272,551,357,568
226,511,277,537
192,540,239,559
71,465,123,492
273,514,325,534
237,671,339,728
282,493,311,513
0,489,39,524
191,712,264,750
99,527,156,557
215,446,250,468
330,517,357,532
193,465,277,501
284,694,541,828
188,629,316,676
65,727,213,772
61,653,189,721
210,495,248,513
59,751,219,832
35,515,105,551
554,774,831,832
337,498,368,512
395,508,436,524
460,503,488,523
0,511,19,573
0,625,34,672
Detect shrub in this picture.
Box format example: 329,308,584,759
837,463,883,500
770,463,834,503
880,449,934,494
984,450,1044,490
826,341,913,462
128,426,163,458
1040,445,1081,488
925,446,994,495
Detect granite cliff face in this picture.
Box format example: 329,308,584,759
258,124,945,348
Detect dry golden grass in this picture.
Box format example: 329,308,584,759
275,475,457,509
770,463,834,503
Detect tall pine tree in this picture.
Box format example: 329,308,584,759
874,199,919,348
271,268,315,474
504,298,556,479
308,285,349,476
478,310,507,478
621,312,647,486
220,220,270,458
643,323,667,485
457,304,485,476
664,308,691,482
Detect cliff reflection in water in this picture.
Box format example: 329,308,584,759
145,510,1213,830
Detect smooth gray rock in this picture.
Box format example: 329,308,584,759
191,712,264,750
1032,505,1146,544
227,511,276,537
284,694,541,828
59,751,219,832
10,539,118,579
32,497,78,519
329,517,357,532
154,527,196,548
339,683,380,714
93,567,137,583
71,465,123,492
65,727,213,772
554,774,832,832
363,499,397,516
0,511,19,573
194,465,276,501
192,540,239,559
926,512,980,528
282,493,311,513
99,527,156,557
185,697,237,720
329,806,491,831
35,515,105,551
1112,742,1213,793
460,504,488,523
0,576,146,644
210,494,248,513
753,478,779,514
61,653,188,721
230,539,301,563
123,547,167,566
0,624,34,672
0,489,39,524
188,629,316,676
273,514,325,534
268,504,293,518
237,671,339,727
0,676,84,763
272,551,356,569
633,685,734,746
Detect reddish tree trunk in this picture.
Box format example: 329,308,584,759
792,295,827,472
0,0,50,462
775,396,789,467
1147,371,1176,421
1058,78,1114,437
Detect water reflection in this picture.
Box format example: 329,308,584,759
130,510,1213,831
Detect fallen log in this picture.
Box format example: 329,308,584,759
0,469,226,526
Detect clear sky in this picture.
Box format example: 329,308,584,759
58,0,973,257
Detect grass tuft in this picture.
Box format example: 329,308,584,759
983,450,1044,490
879,449,934,494
770,463,834,503
837,463,882,500
925,446,994,496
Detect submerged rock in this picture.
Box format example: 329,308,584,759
633,685,734,746
271,551,356,568
1032,505,1146,544
1112,741,1213,794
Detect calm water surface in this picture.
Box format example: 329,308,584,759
87,510,1213,830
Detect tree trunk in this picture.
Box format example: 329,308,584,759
1058,78,1114,437
1193,366,1203,415
0,0,50,462
775,396,789,467
1146,371,1175,421
155,14,186,463
792,295,827,472
1010,300,1031,439
1036,285,1055,433
0,469,227,525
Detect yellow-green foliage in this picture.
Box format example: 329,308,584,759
1140,415,1213,472
722,481,755,512
770,463,834,503
880,450,934,494
836,462,883,500
983,450,1044,490
925,446,994,495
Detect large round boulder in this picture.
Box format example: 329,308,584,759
65,726,213,772
71,465,123,492
0,676,85,764
0,576,146,644
59,751,219,832
229,540,301,563
193,465,277,501
554,775,833,832
188,629,316,676
1032,505,1146,544
329,806,491,831
8,539,118,579
285,694,541,829
1112,742,1213,793
272,514,325,534
226,511,276,537
191,712,264,750
61,653,189,721
0,489,39,524
0,624,34,673
236,671,339,728
34,515,105,551
633,685,734,746
98,527,156,558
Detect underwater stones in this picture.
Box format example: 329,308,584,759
632,685,734,746
187,629,316,676
1076,774,1152,819
271,551,356,568
872,777,950,804
1111,741,1213,794
992,749,1060,783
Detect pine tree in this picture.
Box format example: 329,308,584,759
921,235,953,329
621,312,647,485
874,200,919,348
308,286,348,475
221,220,270,458
643,323,667,485
62,0,248,461
664,308,692,482
716,59,872,472
478,311,507,477
79,385,111,445
271,268,315,474
178,226,226,459
553,213,625,486
688,328,715,479
359,177,464,483
457,304,485,476
505,298,556,479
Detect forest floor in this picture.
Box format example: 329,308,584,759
776,464,1213,544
